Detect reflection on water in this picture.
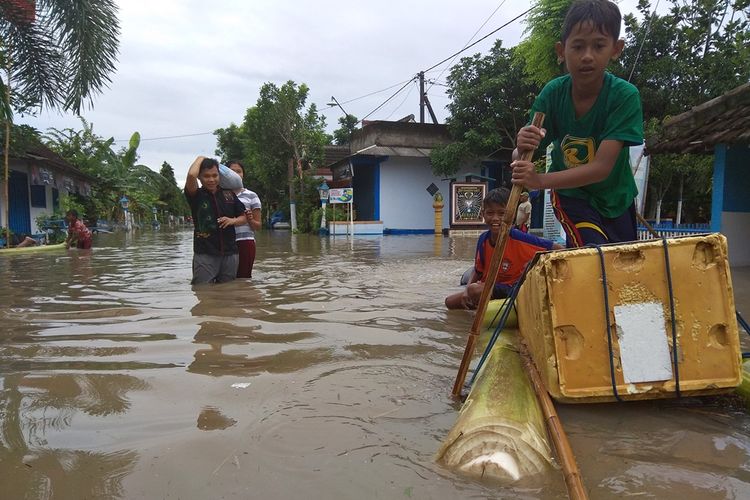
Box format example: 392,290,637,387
0,229,748,499
0,372,144,499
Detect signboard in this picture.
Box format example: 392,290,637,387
451,182,486,226
542,145,566,245
542,189,566,245
329,188,353,204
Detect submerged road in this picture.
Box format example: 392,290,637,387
0,229,748,499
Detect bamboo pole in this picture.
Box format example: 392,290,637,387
452,112,545,397
519,341,589,500
636,211,660,238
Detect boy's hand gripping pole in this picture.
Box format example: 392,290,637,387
451,112,545,397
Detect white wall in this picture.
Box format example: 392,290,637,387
29,184,56,234
378,156,479,231
722,211,750,266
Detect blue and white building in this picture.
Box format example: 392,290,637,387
0,144,94,238
326,120,512,235
649,83,750,265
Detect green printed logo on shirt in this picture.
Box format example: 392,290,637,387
561,135,595,168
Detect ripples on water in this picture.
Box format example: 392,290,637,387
0,229,748,499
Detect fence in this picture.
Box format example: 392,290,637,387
637,222,711,240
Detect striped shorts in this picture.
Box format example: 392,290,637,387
551,192,637,248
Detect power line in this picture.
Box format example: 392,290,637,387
119,10,531,142
361,7,530,123
422,7,533,74
628,0,662,82
334,78,415,107
360,77,418,123
425,0,508,94
322,77,417,114
426,79,449,88
113,131,214,142
385,80,418,120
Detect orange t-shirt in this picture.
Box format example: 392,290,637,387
474,229,553,286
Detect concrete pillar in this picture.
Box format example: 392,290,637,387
433,193,444,235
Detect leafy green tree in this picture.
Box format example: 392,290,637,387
516,0,572,86
430,41,539,176
158,161,189,218
216,109,286,226
215,81,329,232
332,114,359,145
617,0,749,223
45,119,120,221
0,123,42,156
642,119,713,223
214,123,246,163
45,122,174,224
617,0,750,120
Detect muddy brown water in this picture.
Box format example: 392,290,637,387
0,229,748,499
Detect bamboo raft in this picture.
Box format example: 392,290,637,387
436,324,553,481
438,298,585,494
440,234,748,499
739,359,750,410
0,242,66,255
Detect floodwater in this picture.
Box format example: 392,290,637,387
0,229,748,499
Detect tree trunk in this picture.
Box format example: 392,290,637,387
288,158,297,232
655,197,663,225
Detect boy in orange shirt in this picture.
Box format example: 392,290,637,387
445,188,561,310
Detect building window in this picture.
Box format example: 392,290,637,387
52,188,59,210
30,185,47,208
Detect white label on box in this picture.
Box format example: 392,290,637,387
614,302,673,384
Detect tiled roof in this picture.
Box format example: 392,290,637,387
24,144,96,182
322,145,351,167
648,83,750,154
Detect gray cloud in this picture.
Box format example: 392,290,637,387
20,0,645,186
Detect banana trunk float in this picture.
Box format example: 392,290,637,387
738,359,750,410
437,328,553,481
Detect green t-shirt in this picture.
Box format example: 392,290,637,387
530,72,643,218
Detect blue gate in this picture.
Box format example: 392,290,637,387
9,170,31,235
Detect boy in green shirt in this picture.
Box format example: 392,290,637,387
511,0,643,247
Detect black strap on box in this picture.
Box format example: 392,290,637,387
593,240,682,401
662,237,681,398
592,245,622,402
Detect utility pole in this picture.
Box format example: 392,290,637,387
418,71,439,124
419,71,425,123
423,93,438,124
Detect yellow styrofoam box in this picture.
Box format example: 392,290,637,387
517,233,742,403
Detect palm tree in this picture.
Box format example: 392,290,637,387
1,0,120,120
1,0,121,244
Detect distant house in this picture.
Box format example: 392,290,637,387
326,120,512,235
0,144,95,236
648,83,750,265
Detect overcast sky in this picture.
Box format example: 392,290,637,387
20,0,646,186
